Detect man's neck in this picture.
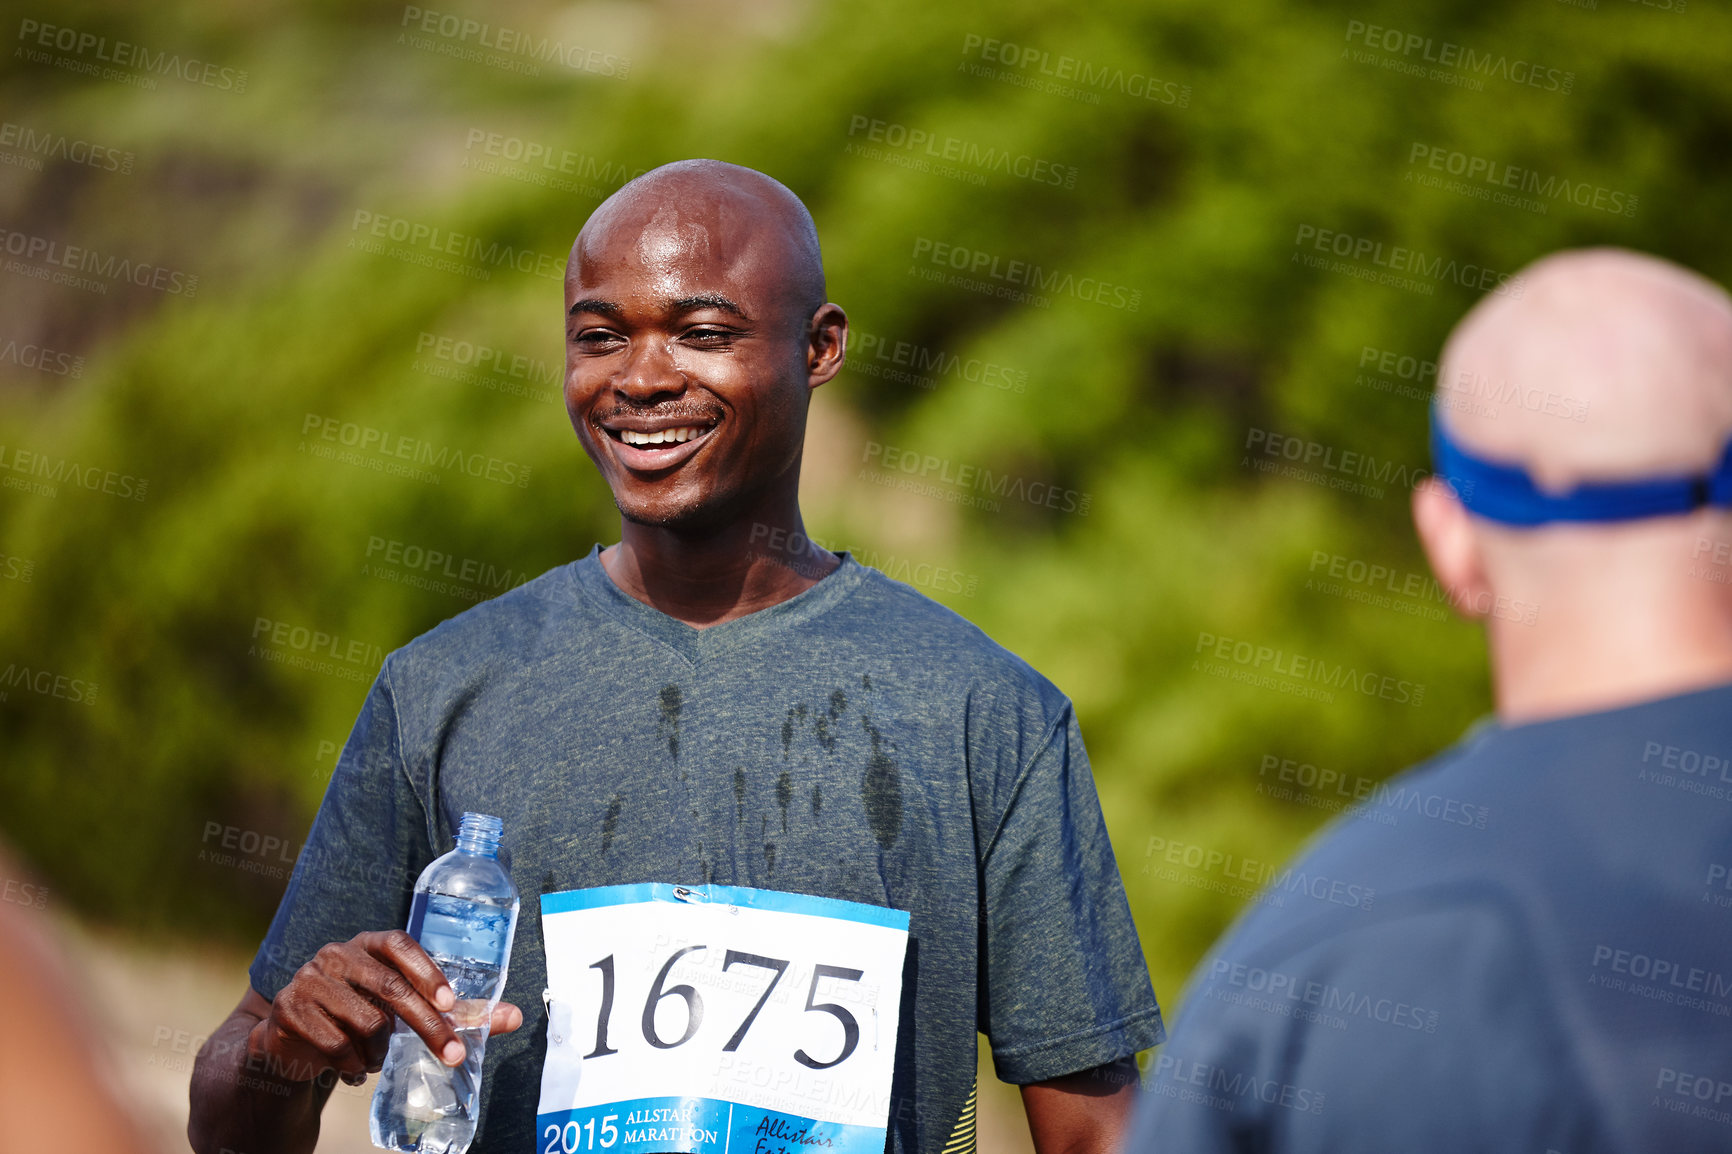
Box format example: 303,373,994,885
600,506,839,629
1488,581,1732,724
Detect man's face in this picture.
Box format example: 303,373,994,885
563,198,823,531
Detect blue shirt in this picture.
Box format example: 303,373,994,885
1127,681,1732,1153
252,548,1163,1154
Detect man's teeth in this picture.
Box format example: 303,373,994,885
619,426,706,446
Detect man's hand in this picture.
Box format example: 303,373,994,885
1020,1057,1141,1154
251,929,523,1083
189,930,523,1154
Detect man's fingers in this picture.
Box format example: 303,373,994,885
248,1015,325,1079
254,933,476,1082
315,971,400,1070
491,1001,524,1035
360,930,455,1011
266,989,372,1079
341,949,459,1064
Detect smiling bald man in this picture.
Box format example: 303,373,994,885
189,160,1163,1154
1126,249,1732,1152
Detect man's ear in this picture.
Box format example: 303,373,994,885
806,303,848,390
1413,477,1493,621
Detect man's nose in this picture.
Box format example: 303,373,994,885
614,337,686,400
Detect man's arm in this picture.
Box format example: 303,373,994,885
0,868,155,1154
188,930,522,1154
1020,1058,1141,1154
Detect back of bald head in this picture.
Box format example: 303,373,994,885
1437,248,1732,493
573,158,827,326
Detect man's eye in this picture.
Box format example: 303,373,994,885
572,330,621,348
686,328,735,344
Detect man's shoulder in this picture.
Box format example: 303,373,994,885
1194,743,1504,964
1143,888,1590,1154
385,562,579,680
843,561,1068,706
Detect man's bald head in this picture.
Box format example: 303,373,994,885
1416,249,1732,721
1437,248,1732,492
570,159,826,331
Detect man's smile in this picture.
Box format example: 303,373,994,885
616,425,706,446
598,414,721,471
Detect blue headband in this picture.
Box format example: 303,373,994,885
1429,406,1732,526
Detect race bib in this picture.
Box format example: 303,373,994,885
537,883,910,1154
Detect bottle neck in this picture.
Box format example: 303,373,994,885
455,813,503,858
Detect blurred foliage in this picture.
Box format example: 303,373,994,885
1,0,1729,1007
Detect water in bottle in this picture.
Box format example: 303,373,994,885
370,812,520,1154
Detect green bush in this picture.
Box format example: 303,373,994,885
1,0,1726,1003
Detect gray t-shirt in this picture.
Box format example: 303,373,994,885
1126,682,1732,1153
252,548,1163,1154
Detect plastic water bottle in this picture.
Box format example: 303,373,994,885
370,813,520,1154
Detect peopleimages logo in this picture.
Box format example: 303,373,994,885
1143,834,1377,910
362,535,534,604
1194,630,1426,707
460,128,646,198
959,35,1190,107
0,660,98,704
1244,426,1445,498
248,616,385,685
0,334,83,379
0,121,133,174
0,551,33,583
15,17,249,92
1307,549,1537,626
847,327,1028,393
1342,19,1575,94
0,443,148,501
414,331,560,395
349,210,565,282
1257,753,1492,829
250,618,383,668
0,225,199,296
1293,224,1524,297
1589,944,1732,1008
199,820,301,879
1144,1054,1326,1116
1653,1067,1732,1128
299,412,533,489
1439,368,1590,422
1406,142,1637,218
1691,537,1732,589
1704,863,1732,910
1,876,48,910
909,237,1141,311
1203,959,1441,1033
845,115,1078,188
397,6,630,78
861,441,1090,515
747,523,981,598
